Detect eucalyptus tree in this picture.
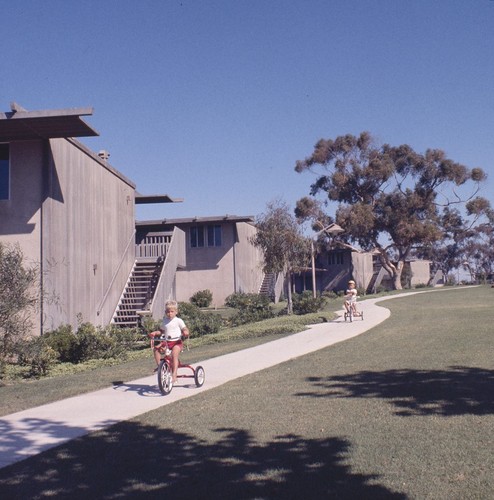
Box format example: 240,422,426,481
295,132,490,289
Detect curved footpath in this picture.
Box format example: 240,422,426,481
1,293,418,469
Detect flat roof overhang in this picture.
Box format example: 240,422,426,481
0,104,99,141
136,215,255,226
135,194,184,205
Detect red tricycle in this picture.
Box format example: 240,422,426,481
343,301,364,322
152,336,205,395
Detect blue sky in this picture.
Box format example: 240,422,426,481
3,0,493,222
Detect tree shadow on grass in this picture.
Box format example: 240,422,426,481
0,421,406,499
299,366,494,416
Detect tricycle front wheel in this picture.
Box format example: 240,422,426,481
158,359,173,395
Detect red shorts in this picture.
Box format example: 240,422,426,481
154,339,183,352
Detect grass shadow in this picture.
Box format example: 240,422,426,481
299,366,494,416
0,421,406,498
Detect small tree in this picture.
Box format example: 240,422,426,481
0,243,39,375
462,222,494,283
251,200,311,314
416,201,494,282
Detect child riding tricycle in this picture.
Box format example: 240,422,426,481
343,280,364,322
148,300,205,395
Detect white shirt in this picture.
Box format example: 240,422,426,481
161,316,186,341
345,288,357,303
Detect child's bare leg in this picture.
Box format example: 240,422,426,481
153,349,161,367
171,345,181,382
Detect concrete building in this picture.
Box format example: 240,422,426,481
294,246,432,295
0,103,264,334
136,216,264,307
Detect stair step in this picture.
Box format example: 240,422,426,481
112,258,164,327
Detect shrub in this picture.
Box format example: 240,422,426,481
71,323,125,362
224,293,244,309
177,302,201,321
138,315,162,335
187,312,223,337
292,291,327,315
225,293,274,326
106,325,146,353
17,336,58,378
43,323,126,364
44,325,78,362
178,301,223,337
230,307,274,326
225,292,271,310
190,289,213,308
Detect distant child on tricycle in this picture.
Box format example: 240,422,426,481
344,280,358,314
343,279,363,321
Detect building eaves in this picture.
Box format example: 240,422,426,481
135,193,184,205
0,103,99,141
136,215,255,226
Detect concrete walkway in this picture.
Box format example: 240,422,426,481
0,296,396,469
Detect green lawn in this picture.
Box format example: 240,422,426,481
0,310,336,416
0,286,492,499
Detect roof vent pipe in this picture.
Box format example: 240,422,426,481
98,150,110,161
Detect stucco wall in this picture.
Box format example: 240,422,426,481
351,252,374,290
0,141,45,334
233,222,264,296
409,260,431,286
175,221,263,306
176,223,233,306
41,139,136,331
0,141,44,264
0,138,136,334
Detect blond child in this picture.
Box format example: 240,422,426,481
344,280,358,314
149,300,189,383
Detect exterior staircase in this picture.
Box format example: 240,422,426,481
259,272,276,301
112,259,163,328
366,266,387,294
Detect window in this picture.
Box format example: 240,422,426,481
207,225,222,247
328,252,344,265
190,224,222,248
0,144,9,200
190,226,205,248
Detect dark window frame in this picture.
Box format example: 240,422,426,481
0,143,9,201
190,224,223,248
190,225,205,248
328,252,344,266
207,224,222,247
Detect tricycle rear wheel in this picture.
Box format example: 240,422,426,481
194,366,205,387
